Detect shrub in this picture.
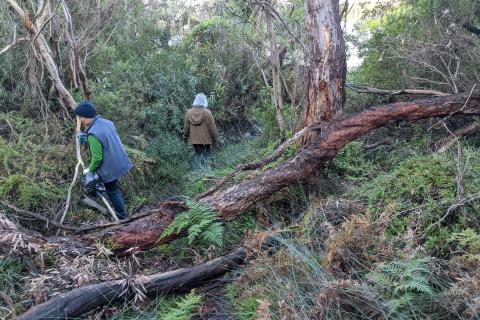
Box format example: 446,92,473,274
331,141,379,182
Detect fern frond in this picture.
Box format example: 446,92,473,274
158,290,202,320
201,222,224,246
161,199,224,246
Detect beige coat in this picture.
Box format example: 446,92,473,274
183,107,218,145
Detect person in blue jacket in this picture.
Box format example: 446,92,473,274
75,100,132,220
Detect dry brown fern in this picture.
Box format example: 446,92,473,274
323,212,390,275
309,279,385,320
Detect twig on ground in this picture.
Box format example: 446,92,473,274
0,291,15,318
0,200,79,231
72,210,157,233
347,83,449,96
0,199,156,233
420,193,480,238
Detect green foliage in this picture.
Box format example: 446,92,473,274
145,132,191,184
449,228,480,254
182,15,261,125
156,290,202,320
223,214,258,248
112,290,201,320
225,283,261,320
331,141,379,182
0,174,62,210
357,154,456,241
250,87,282,142
0,257,24,297
368,155,454,208
0,135,70,210
351,0,480,93
366,258,441,318
161,200,224,246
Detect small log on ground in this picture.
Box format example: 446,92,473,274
18,248,246,319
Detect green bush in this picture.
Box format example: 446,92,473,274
358,155,455,233
225,283,262,320
331,141,379,182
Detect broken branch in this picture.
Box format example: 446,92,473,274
346,83,449,96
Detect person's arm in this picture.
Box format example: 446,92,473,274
207,111,219,144
87,134,103,172
183,112,190,142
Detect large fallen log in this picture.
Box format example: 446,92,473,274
92,91,480,253
8,92,479,256
18,248,246,319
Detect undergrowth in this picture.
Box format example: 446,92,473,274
112,290,201,320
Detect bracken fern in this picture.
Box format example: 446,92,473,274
161,199,224,246
157,290,202,320
366,257,438,318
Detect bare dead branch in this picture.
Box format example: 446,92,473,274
421,193,480,238
0,200,79,232
56,161,81,234
346,83,450,96
436,121,479,153
0,26,27,55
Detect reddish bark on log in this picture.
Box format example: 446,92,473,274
96,91,480,253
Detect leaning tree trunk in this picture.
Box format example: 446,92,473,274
300,0,346,144
88,91,480,254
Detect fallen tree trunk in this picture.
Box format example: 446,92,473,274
19,248,246,319
201,91,480,216
92,91,480,253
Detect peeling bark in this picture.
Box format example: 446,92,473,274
300,0,346,144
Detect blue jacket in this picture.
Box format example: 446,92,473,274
86,116,132,183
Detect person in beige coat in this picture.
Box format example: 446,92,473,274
183,93,218,170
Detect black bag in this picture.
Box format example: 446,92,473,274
81,171,106,197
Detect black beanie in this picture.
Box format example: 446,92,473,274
74,100,97,118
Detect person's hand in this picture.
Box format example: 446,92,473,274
77,132,88,145
81,171,100,197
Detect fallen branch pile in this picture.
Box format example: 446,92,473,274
19,248,246,319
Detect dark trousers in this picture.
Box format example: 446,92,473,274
192,144,211,171
104,179,127,220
